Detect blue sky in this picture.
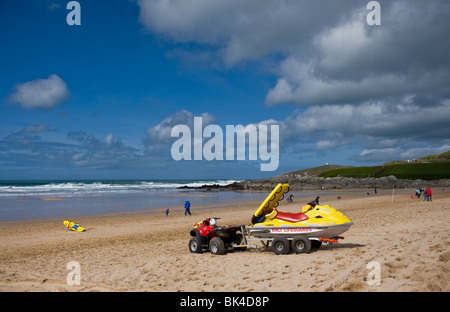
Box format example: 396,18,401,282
1,0,450,180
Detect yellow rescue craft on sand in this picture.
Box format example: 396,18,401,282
247,183,353,254
63,220,85,232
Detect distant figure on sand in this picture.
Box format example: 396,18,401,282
165,208,170,217
415,188,422,199
287,194,294,203
184,200,191,216
426,188,432,201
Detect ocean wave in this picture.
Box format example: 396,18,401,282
0,180,240,197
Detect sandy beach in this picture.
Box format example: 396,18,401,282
0,188,448,292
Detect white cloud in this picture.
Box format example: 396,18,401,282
21,124,49,134
266,58,419,106
136,1,450,165
143,110,216,152
358,145,450,163
275,97,450,165
267,1,450,106
9,74,70,109
66,131,139,168
105,133,114,145
315,140,341,151
137,0,359,66
281,98,450,140
138,0,450,108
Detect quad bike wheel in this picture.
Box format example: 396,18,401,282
272,237,290,255
209,237,226,255
189,237,203,253
291,236,311,254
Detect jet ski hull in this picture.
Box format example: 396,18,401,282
247,222,353,239
248,186,353,245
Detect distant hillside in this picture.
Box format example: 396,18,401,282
383,150,450,165
417,150,450,163
287,165,353,177
318,163,450,180
319,151,450,181
217,151,450,191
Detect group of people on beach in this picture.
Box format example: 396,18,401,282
165,199,192,217
415,187,432,201
165,186,434,218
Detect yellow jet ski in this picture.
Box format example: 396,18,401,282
247,183,353,254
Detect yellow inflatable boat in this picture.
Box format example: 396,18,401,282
63,220,85,232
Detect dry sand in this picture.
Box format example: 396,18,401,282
0,188,449,292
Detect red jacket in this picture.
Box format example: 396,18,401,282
426,188,432,196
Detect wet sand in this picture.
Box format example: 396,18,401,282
0,188,448,292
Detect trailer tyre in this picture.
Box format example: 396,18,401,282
291,236,311,254
209,237,226,255
272,237,291,255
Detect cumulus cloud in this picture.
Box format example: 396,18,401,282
266,1,450,106
275,98,450,163
143,110,215,152
357,145,450,163
9,74,70,109
3,124,50,147
280,98,450,141
66,131,139,167
140,99,450,167
136,0,450,165
137,0,359,66
138,0,450,107
0,124,144,175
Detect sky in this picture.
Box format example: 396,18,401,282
1,0,450,180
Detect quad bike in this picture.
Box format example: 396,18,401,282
188,217,246,255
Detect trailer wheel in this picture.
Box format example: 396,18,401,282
272,237,290,255
189,237,203,253
209,237,226,255
291,236,311,254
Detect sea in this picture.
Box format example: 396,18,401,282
0,179,268,222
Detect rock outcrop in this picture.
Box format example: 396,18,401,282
180,174,449,191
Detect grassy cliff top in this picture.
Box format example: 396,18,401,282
285,151,450,181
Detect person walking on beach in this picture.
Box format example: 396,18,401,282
165,208,170,217
184,200,191,216
426,187,432,201
415,188,421,199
